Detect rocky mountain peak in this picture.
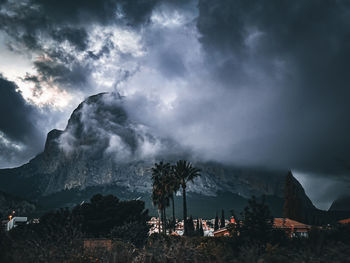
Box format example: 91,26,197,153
0,92,287,202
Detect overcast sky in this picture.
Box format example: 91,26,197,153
0,0,349,209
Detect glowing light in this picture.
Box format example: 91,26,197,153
151,10,186,28
16,79,72,110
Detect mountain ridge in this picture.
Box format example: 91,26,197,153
0,92,286,199
0,92,301,217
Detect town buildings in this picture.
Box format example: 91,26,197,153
273,218,311,238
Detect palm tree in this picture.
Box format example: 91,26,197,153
151,183,168,234
163,170,180,232
172,160,201,235
151,161,171,234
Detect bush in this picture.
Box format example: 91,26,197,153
110,221,149,247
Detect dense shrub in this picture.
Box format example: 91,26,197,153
73,194,150,240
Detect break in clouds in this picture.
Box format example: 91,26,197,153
0,0,350,208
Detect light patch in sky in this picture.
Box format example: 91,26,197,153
151,10,186,28
16,79,72,109
244,29,264,49
0,33,34,81
0,34,73,110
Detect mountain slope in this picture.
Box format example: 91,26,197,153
0,92,286,215
283,171,350,225
329,196,350,211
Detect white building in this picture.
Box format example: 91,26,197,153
6,217,27,231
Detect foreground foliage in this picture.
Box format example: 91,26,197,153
0,194,150,262
1,194,350,262
3,227,350,263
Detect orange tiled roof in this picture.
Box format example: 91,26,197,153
274,218,311,229
213,228,229,234
338,218,350,224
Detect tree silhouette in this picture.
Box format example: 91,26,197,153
199,219,204,236
240,196,273,242
164,168,180,232
187,215,195,236
73,194,150,242
172,160,201,235
220,209,225,229
214,211,219,231
151,161,171,234
196,218,200,235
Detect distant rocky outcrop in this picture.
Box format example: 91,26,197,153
283,171,350,225
329,196,350,211
283,171,316,223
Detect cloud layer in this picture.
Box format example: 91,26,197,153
0,76,44,166
0,0,350,206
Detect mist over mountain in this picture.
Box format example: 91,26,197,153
0,92,289,216
1,0,350,209
1,92,349,221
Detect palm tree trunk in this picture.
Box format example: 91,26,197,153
183,184,187,236
172,195,176,232
163,207,167,234
158,209,161,233
158,208,163,234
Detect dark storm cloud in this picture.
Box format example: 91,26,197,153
33,59,90,88
0,75,44,167
197,0,350,89
0,0,160,51
0,0,161,93
33,0,159,26
0,0,169,166
194,0,350,174
0,76,40,142
51,27,88,51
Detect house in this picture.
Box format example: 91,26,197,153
274,218,311,238
213,227,230,237
338,218,350,224
148,217,161,234
6,217,27,231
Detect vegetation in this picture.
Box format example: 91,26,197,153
0,194,150,262
151,160,201,236
142,225,350,263
73,194,149,240
151,161,172,234
239,196,274,243
172,160,201,235
1,192,350,262
220,209,225,229
214,211,219,231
